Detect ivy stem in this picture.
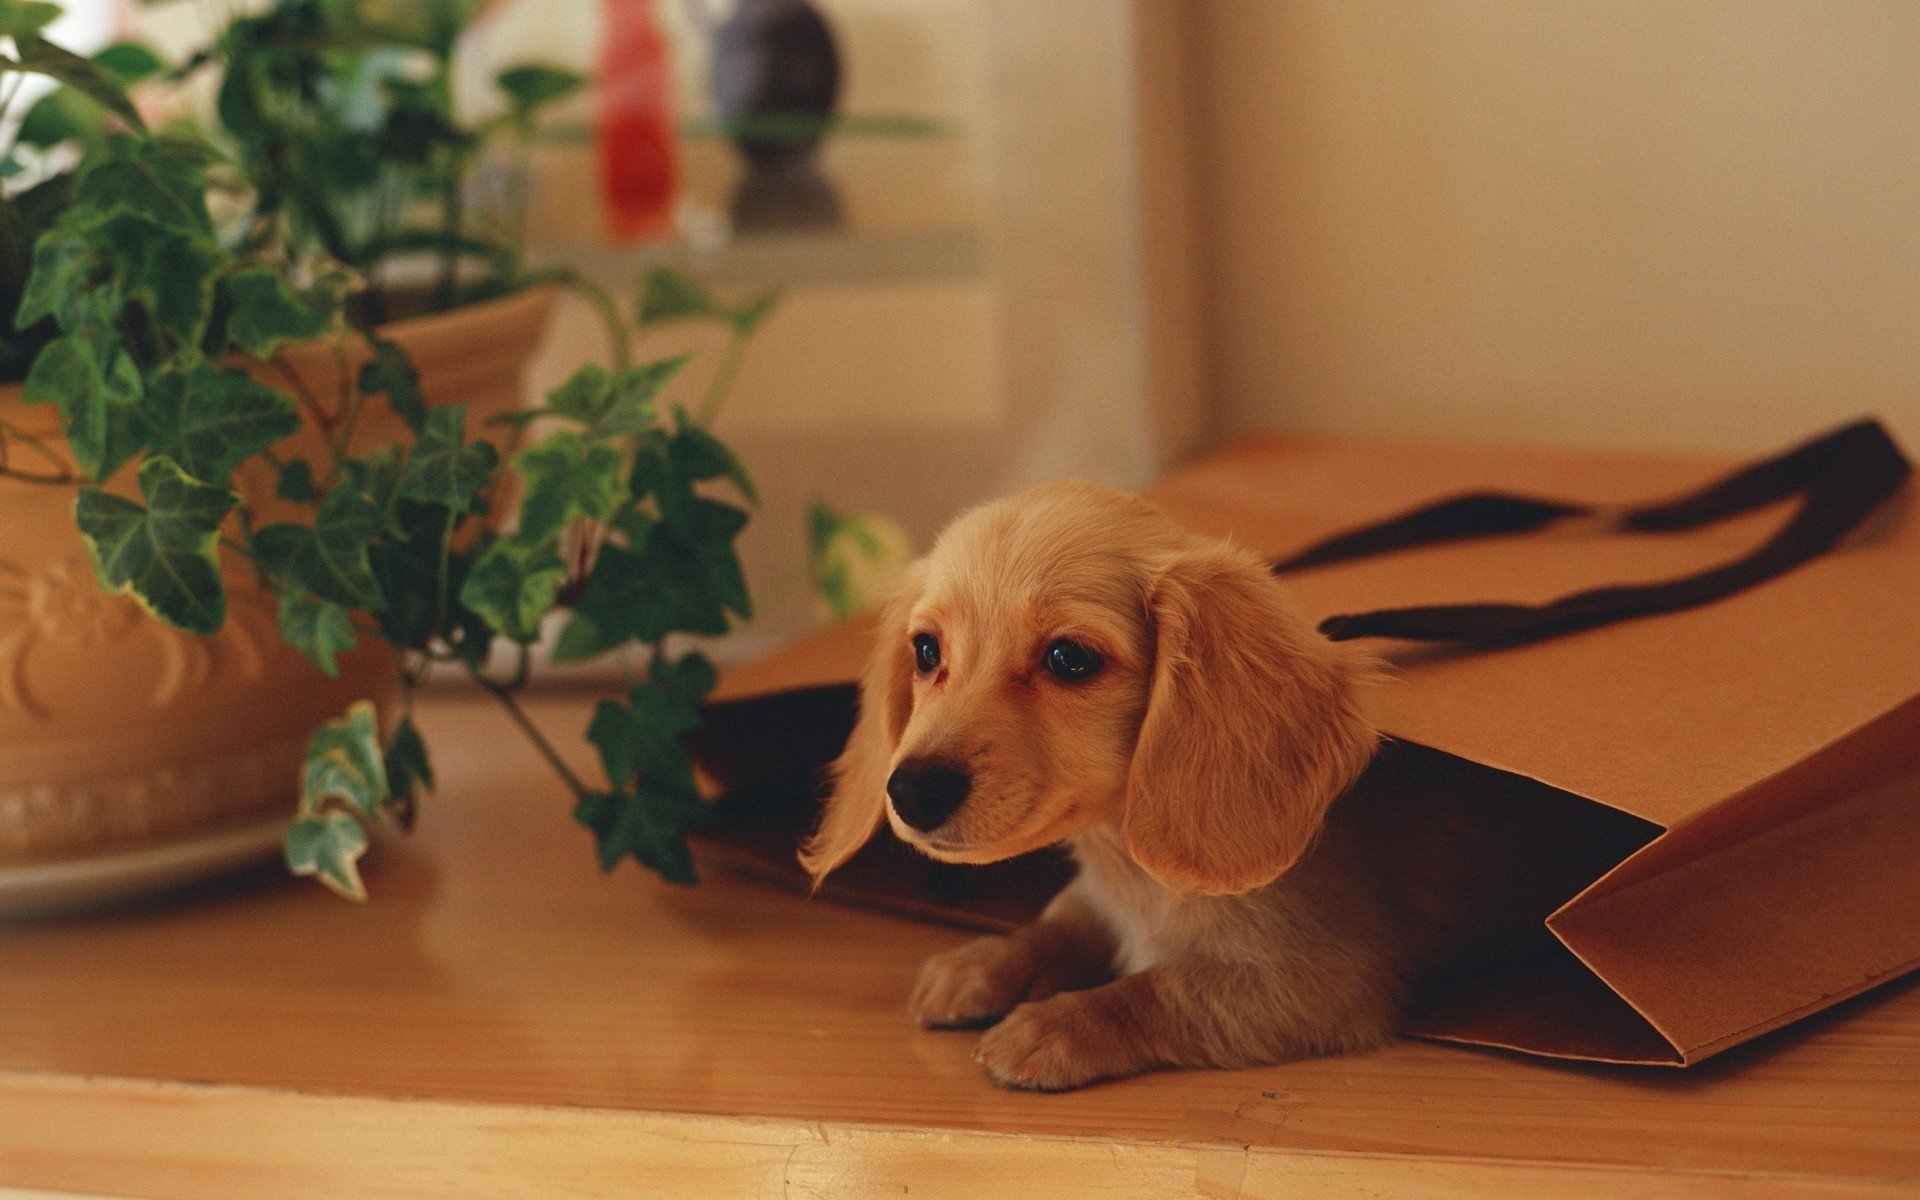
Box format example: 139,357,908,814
694,328,749,427
524,266,632,372
0,413,77,480
464,656,591,800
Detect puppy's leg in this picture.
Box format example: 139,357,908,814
911,884,1116,1029
974,956,1401,1091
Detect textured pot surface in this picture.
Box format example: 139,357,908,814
0,287,554,868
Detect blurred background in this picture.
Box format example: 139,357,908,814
41,0,1920,653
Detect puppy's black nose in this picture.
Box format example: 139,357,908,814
886,760,971,832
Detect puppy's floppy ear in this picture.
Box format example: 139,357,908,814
1124,543,1378,895
800,562,927,883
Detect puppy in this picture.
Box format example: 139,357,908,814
800,482,1523,1090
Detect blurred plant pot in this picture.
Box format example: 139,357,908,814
0,286,555,910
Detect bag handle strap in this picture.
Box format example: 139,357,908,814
1270,419,1910,646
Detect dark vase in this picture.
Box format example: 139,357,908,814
708,0,844,231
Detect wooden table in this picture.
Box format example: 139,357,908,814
1,687,1916,1199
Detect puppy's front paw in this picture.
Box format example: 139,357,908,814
974,993,1146,1092
910,935,1038,1029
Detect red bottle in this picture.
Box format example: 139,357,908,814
599,0,678,242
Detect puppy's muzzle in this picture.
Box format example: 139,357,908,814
887,759,971,832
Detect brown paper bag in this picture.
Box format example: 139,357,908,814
687,421,1920,1066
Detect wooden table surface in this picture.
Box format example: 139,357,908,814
1,687,1916,1199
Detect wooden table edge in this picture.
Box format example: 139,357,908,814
1,1070,1911,1199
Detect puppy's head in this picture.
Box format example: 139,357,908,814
800,481,1378,896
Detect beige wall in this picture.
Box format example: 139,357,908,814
1192,3,1920,452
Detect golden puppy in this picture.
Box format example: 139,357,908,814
801,482,1508,1090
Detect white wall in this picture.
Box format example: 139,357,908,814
1191,2,1920,452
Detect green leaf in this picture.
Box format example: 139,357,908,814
538,356,688,437
0,0,60,38
140,361,300,483
637,266,720,326
365,497,468,651
73,456,236,634
358,338,426,434
93,41,164,84
10,33,146,133
576,652,718,882
384,714,433,830
284,812,369,901
666,409,756,504
551,503,750,661
807,503,914,622
300,700,389,824
510,430,626,547
69,134,218,234
221,267,329,358
277,459,317,502
16,227,97,331
398,404,497,513
586,650,716,791
277,589,356,676
496,63,586,113
730,287,781,337
23,333,143,481
16,87,105,150
91,211,224,353
575,788,699,884
253,480,385,609
458,537,565,643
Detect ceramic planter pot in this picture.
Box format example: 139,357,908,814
0,286,555,910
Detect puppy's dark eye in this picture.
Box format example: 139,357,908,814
912,633,941,674
1044,639,1103,682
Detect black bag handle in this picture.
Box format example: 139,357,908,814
1270,419,1910,646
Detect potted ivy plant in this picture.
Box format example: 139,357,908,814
0,1,794,904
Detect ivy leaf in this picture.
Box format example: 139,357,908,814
665,409,756,504
94,211,224,353
366,498,468,650
277,459,316,502
0,1,61,39
23,333,142,480
140,361,300,483
587,651,715,791
458,538,565,643
384,714,433,831
254,480,385,609
577,652,717,881
277,589,356,676
730,287,781,337
358,338,426,434
300,700,389,824
575,788,699,884
397,403,496,513
93,41,164,84
69,134,217,233
11,32,146,134
221,267,329,358
538,357,688,437
637,266,720,326
510,430,626,547
284,812,369,901
807,502,914,622
16,227,98,331
496,63,586,115
551,506,749,661
73,456,236,634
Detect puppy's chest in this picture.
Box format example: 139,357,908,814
1070,833,1209,973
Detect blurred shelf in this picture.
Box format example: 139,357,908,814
531,225,989,290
